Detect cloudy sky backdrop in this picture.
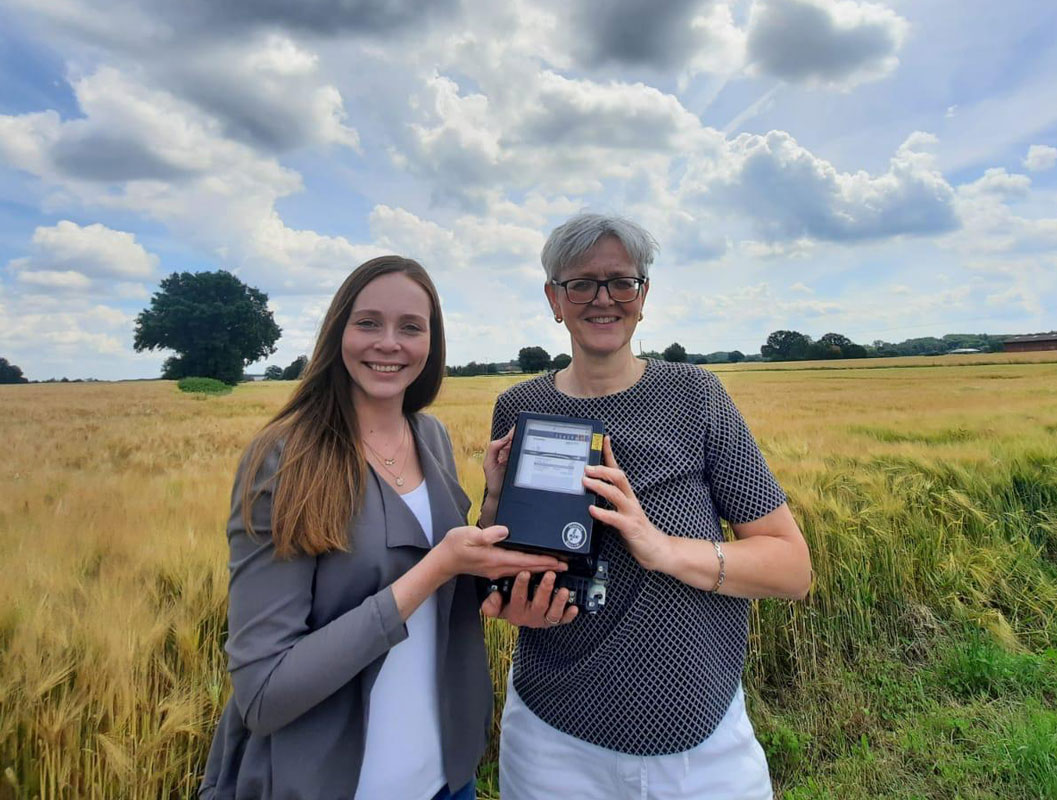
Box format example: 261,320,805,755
1,0,1055,380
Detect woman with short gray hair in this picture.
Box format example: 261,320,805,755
479,213,812,799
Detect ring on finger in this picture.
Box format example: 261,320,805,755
544,614,561,626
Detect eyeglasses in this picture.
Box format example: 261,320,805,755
551,276,646,304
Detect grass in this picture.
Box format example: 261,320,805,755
1,353,1056,799
176,377,232,395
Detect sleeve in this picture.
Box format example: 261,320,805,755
473,392,518,601
223,443,408,736
489,389,518,442
701,373,787,525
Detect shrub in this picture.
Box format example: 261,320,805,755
176,377,232,395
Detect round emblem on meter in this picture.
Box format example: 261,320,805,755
561,522,587,550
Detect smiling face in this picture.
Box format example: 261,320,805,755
341,271,432,408
545,235,649,360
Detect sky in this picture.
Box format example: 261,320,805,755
0,0,1055,380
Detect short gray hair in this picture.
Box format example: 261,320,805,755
540,213,659,281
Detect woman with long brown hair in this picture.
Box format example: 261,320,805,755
200,256,567,800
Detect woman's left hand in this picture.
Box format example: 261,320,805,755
583,436,671,572
480,570,579,628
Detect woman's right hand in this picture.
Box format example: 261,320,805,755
435,524,567,581
482,426,514,500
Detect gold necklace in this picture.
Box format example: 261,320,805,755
364,420,411,487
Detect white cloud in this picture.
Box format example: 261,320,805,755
740,238,816,259
1024,144,1057,172
14,269,92,290
682,130,958,242
746,0,908,88
0,67,374,293
568,0,746,79
958,167,1031,200
405,72,505,197
158,34,361,153
949,169,1057,255
517,72,707,152
0,66,301,192
10,220,158,281
0,290,147,379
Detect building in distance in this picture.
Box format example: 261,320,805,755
1003,332,1057,352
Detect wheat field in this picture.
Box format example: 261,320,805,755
2,354,1056,799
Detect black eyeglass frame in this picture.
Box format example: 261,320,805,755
550,276,648,304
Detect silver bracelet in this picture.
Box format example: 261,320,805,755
710,540,726,592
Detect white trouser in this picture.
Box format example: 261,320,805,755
499,673,773,800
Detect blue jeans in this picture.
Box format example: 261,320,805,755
431,779,475,800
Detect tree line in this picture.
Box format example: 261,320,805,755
0,269,1016,385
758,330,1007,362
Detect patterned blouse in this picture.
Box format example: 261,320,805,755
490,359,786,755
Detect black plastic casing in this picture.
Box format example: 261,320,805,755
494,411,605,563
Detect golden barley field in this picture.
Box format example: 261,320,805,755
2,354,1056,799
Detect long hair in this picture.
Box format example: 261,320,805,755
241,256,446,558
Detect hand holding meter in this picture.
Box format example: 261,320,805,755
489,411,610,614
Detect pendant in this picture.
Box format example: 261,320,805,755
384,457,396,466
395,476,405,487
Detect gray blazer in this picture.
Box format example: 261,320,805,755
200,413,491,799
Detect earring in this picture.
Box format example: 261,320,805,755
554,314,563,323
638,312,644,321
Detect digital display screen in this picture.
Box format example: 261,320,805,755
513,419,593,495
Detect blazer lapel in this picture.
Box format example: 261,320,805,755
411,414,468,541
377,464,432,551
410,414,471,660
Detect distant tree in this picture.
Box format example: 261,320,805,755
728,350,745,363
810,332,853,359
761,330,812,361
843,344,868,359
282,355,309,381
691,354,709,365
552,353,572,370
0,357,28,384
518,346,551,373
663,342,688,363
264,365,284,380
134,270,281,385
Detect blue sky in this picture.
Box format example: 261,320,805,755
1,0,1055,380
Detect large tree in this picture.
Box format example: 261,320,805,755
663,342,687,363
518,346,551,373
761,330,812,361
134,270,281,385
811,332,854,359
0,357,28,384
551,353,572,370
282,355,309,381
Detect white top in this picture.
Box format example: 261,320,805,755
355,480,446,800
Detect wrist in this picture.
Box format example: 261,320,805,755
643,527,675,573
424,538,457,584
478,495,499,527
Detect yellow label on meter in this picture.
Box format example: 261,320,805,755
591,433,603,451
